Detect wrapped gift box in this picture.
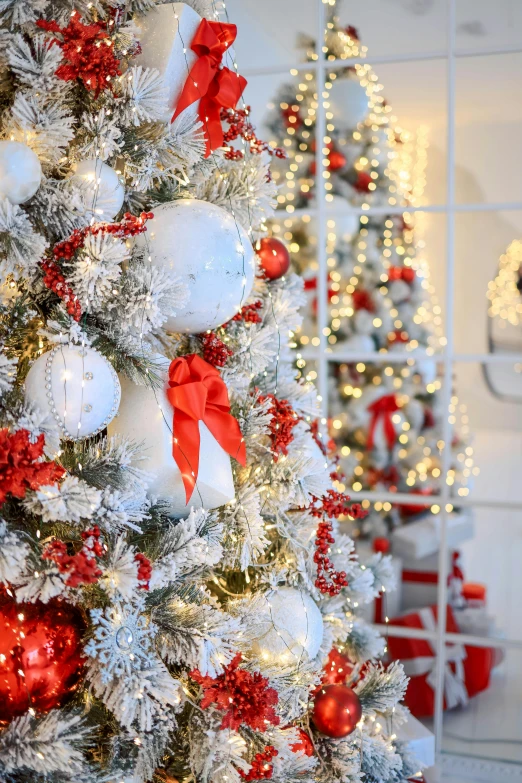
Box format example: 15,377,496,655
399,550,465,613
388,605,495,718
391,510,474,560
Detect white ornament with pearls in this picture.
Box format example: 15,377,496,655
71,159,124,221
25,345,121,441
135,199,255,333
252,587,324,664
0,141,42,205
108,355,235,517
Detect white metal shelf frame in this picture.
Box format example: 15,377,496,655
240,0,522,763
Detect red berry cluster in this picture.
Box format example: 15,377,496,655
44,213,152,319
41,259,82,321
135,552,152,590
191,653,279,732
314,520,348,596
310,488,365,521
37,15,121,97
43,526,103,588
221,106,286,161
198,332,233,368
229,300,263,324
53,212,152,263
239,746,278,781
258,394,300,461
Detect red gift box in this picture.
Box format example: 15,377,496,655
388,605,494,718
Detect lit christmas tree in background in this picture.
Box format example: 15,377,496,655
266,3,478,541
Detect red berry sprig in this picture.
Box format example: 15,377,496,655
239,746,278,781
229,300,263,324
313,520,348,596
135,552,152,590
41,259,82,321
198,332,233,368
221,106,286,161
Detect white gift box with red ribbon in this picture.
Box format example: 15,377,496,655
391,509,474,560
398,550,464,613
388,604,495,718
401,607,469,711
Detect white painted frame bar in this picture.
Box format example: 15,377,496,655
240,0,522,767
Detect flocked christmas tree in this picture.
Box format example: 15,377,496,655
266,5,476,538
0,1,425,782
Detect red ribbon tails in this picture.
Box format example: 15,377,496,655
172,19,247,157
166,354,246,503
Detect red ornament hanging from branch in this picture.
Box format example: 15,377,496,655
255,237,291,281
312,684,362,738
0,594,85,721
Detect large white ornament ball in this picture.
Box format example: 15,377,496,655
252,587,324,664
0,141,42,205
136,199,255,333
329,76,369,130
108,355,235,517
25,345,121,440
71,159,124,221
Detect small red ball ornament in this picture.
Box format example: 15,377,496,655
256,237,291,281
327,149,347,172
312,684,362,738
290,728,314,757
0,595,85,721
322,648,354,685
352,170,372,193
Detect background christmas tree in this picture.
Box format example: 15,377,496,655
265,5,477,540
0,1,424,783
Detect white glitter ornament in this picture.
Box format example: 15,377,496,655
252,587,323,664
71,159,124,221
0,141,42,205
135,199,255,333
25,345,121,440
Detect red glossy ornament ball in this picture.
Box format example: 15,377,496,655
312,684,362,738
322,648,354,685
353,170,372,193
256,237,291,281
289,728,314,757
0,595,85,721
327,149,347,172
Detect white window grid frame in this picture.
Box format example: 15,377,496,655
239,0,522,763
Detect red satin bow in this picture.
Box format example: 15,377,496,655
172,19,247,158
166,354,246,503
367,394,399,451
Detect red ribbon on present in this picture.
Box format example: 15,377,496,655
366,394,399,450
172,19,247,157
166,354,246,503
